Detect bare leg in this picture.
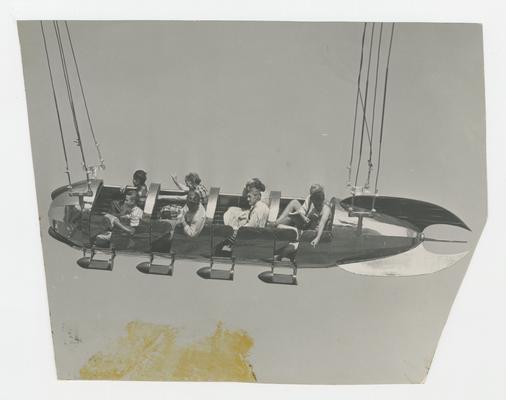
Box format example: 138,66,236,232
275,199,302,225
112,219,135,235
274,224,300,261
157,194,187,202
105,214,135,235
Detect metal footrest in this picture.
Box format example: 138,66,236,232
258,259,298,285
77,248,115,271
136,253,175,276
197,256,236,281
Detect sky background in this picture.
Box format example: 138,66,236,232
17,21,486,384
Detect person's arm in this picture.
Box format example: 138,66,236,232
157,194,188,202
311,205,331,247
171,174,189,191
112,218,135,235
182,215,204,237
292,196,311,223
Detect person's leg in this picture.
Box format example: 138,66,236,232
221,230,238,252
166,218,179,239
106,214,134,235
275,199,302,225
273,224,300,261
95,231,112,248
276,224,300,241
223,207,245,228
278,241,299,261
104,213,118,228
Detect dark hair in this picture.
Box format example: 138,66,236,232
185,172,201,187
310,190,325,204
125,189,138,199
133,170,147,184
246,178,265,192
186,189,201,205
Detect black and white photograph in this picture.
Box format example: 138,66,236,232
16,19,487,385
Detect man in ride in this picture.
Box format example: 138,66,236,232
96,190,143,245
218,187,270,254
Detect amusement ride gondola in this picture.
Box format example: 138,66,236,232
43,21,470,285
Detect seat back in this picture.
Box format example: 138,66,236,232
267,191,281,223
143,183,160,220
206,187,220,224
91,185,123,214
212,193,242,225
233,227,276,261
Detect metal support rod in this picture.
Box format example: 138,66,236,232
352,23,376,209
372,23,395,212
40,21,73,190
64,21,105,169
53,21,92,195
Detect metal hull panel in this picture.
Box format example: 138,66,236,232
49,225,420,269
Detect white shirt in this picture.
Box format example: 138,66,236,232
180,203,206,237
244,200,270,228
126,206,143,227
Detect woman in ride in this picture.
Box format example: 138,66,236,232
171,172,208,207
273,183,332,248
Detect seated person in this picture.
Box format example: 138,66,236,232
218,187,270,254
96,190,143,243
116,169,148,210
238,178,268,208
224,178,268,224
272,183,331,248
170,172,208,207
159,190,206,238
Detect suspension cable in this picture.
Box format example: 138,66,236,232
358,88,372,145
365,23,384,190
347,23,367,187
64,21,105,170
40,22,73,189
372,23,395,211
53,21,92,194
352,23,375,201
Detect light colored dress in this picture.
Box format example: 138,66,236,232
223,207,248,228
224,201,269,230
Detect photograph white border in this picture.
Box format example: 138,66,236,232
1,1,504,399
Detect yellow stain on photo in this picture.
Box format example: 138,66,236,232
79,321,256,382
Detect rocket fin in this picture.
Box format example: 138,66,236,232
338,243,468,277
340,196,470,232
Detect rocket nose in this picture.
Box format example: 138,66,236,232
48,181,97,248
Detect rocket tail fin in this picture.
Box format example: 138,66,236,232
340,195,471,232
